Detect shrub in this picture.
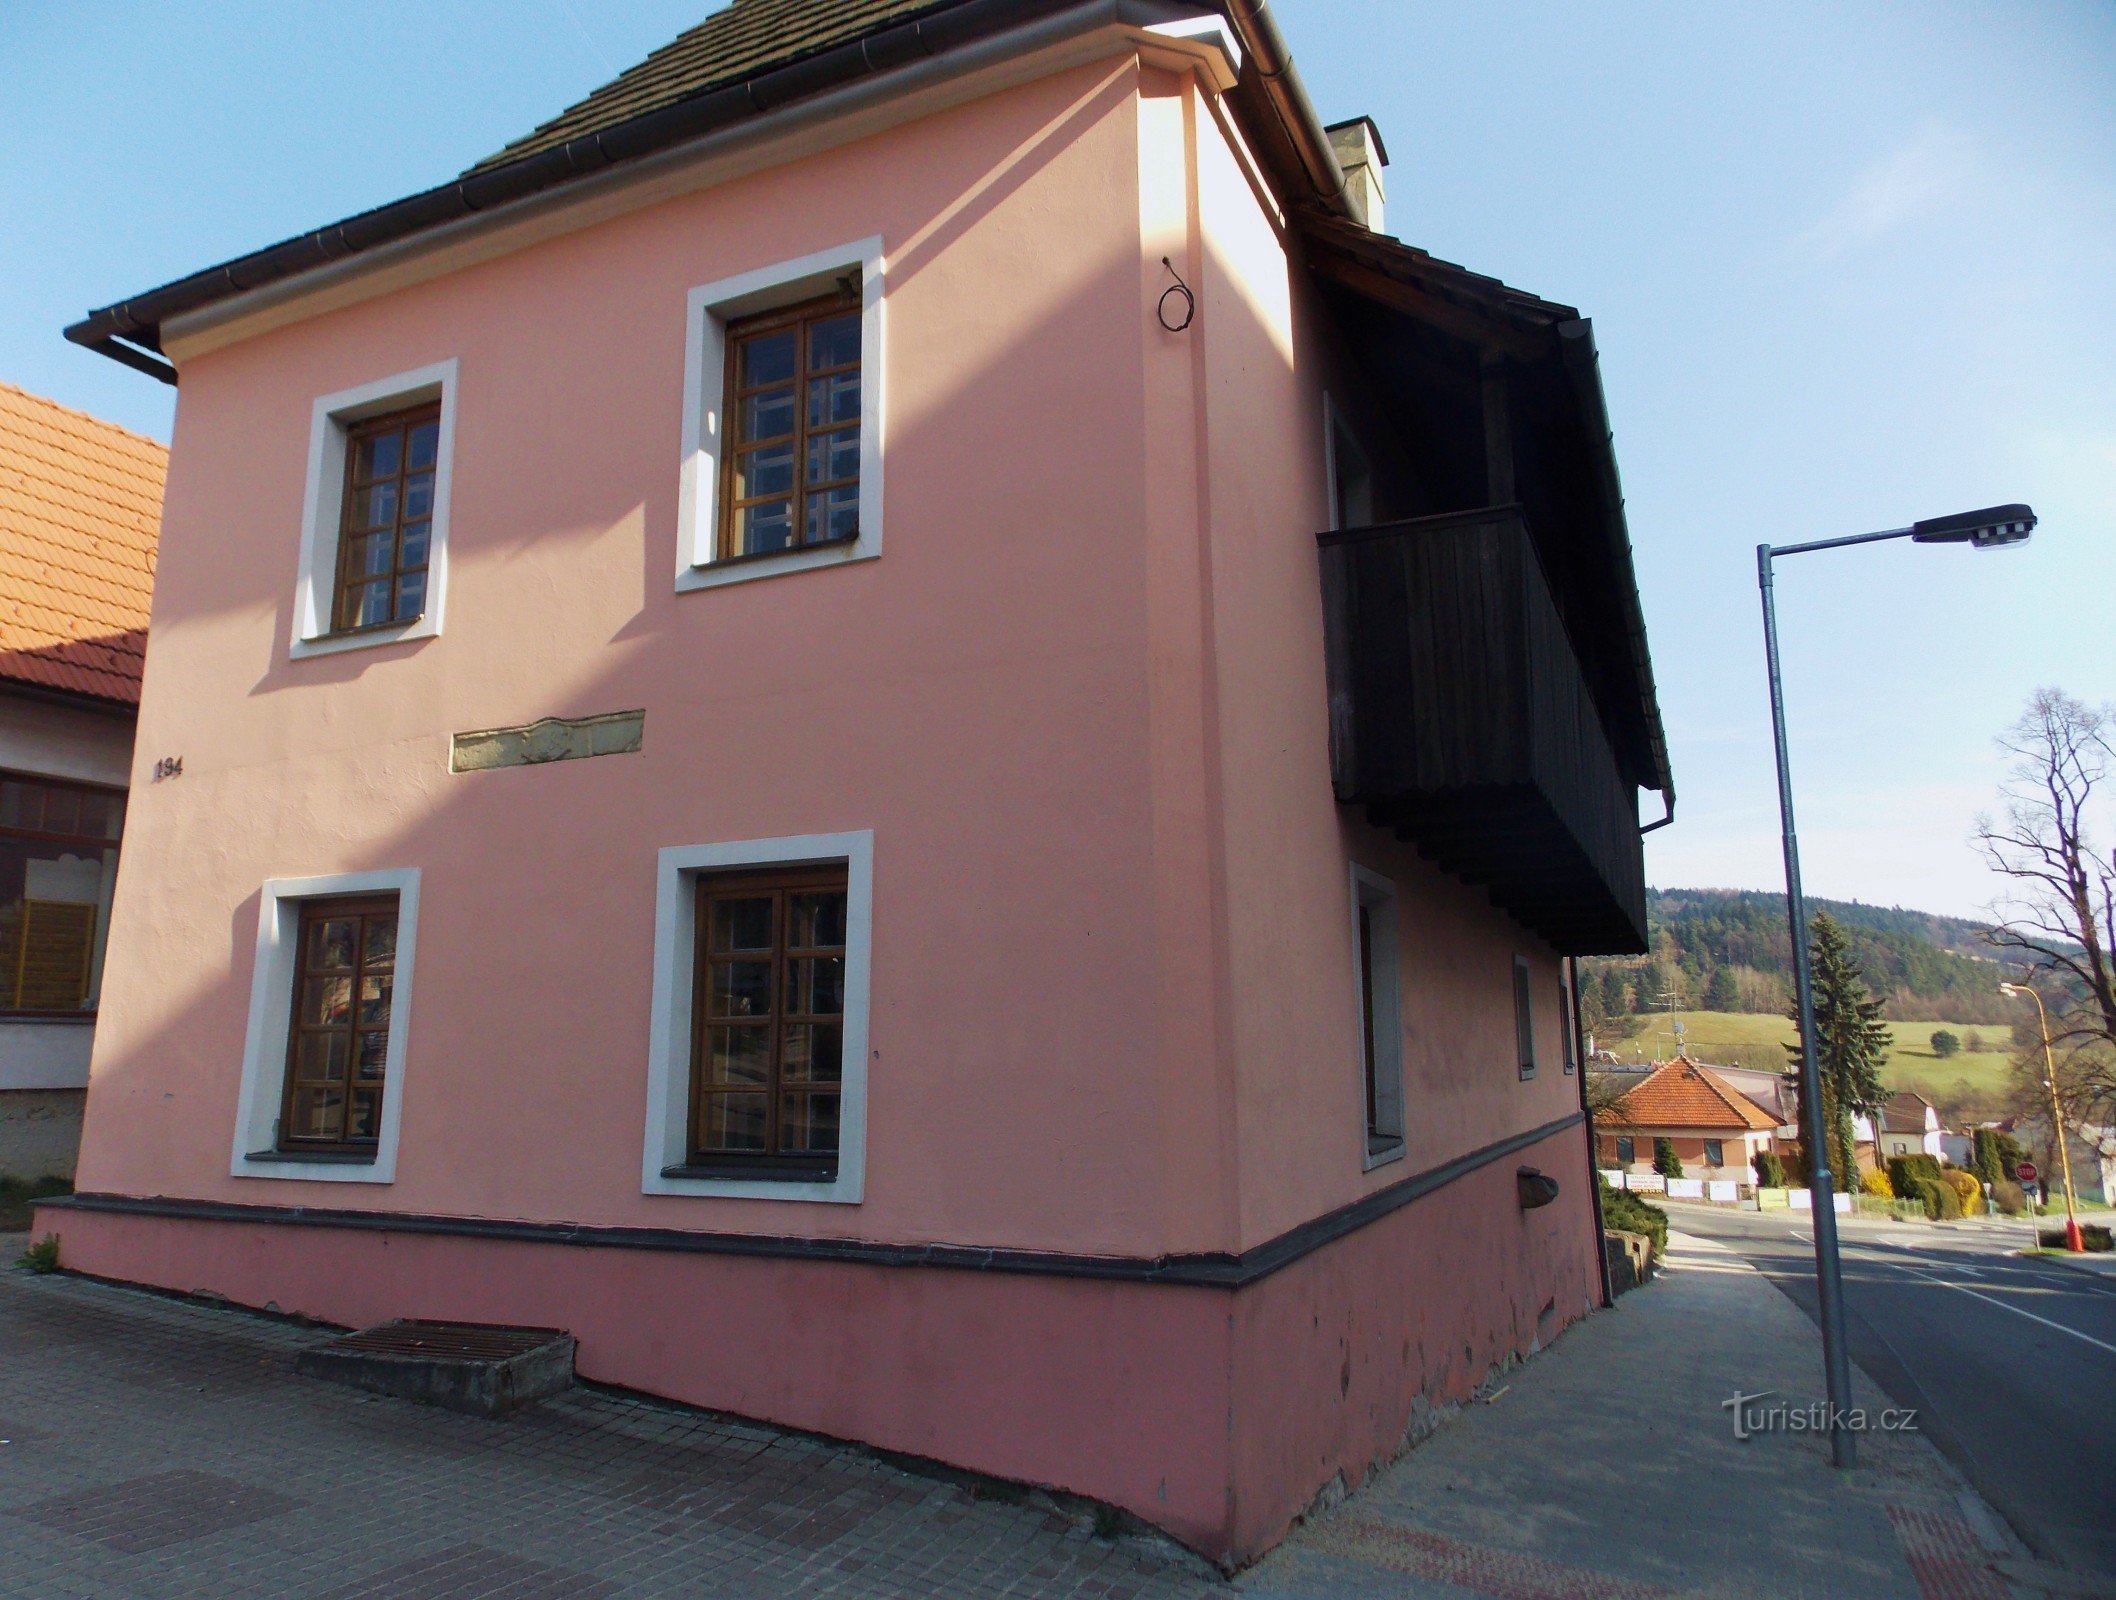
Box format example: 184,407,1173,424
1753,1149,1787,1188
1888,1153,1943,1201
2039,1223,2113,1252
1860,1169,1894,1198
1963,1030,1987,1054
1931,1029,1961,1058
1973,1128,2003,1187
1945,1169,1982,1215
1927,1177,1963,1221
1992,1179,2027,1215
1599,1178,1669,1261
16,1233,59,1274
1653,1138,1683,1180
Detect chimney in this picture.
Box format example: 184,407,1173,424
1325,117,1390,234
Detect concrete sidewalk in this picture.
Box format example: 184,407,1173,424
1240,1228,2063,1600
0,1229,2071,1597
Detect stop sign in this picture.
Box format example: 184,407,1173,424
2017,1161,2039,1183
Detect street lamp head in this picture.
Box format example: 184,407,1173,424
1911,503,2036,549
1999,982,2019,997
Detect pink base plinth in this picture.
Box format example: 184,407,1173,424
33,1124,1597,1567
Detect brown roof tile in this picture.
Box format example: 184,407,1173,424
469,0,949,175
1597,1058,1781,1134
0,383,166,706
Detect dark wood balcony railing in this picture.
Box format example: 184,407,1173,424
1318,504,1648,954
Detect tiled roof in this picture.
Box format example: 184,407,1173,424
0,383,165,706
1597,1058,1781,1134
469,0,949,175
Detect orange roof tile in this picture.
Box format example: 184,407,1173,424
1597,1058,1781,1133
0,382,165,705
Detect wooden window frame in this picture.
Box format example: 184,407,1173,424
1615,1135,1635,1165
276,894,399,1155
0,769,126,1019
682,864,849,1179
330,403,440,635
715,290,863,565
1704,1138,1726,1168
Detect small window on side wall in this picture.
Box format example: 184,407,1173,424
1560,973,1579,1076
1513,955,1536,1080
1704,1138,1726,1167
1351,865,1403,1165
1616,1135,1635,1165
279,895,399,1153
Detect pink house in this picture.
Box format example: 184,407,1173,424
46,0,1671,1567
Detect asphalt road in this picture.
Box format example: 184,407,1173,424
1672,1206,2116,1579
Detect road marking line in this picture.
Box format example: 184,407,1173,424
1897,1266,2116,1356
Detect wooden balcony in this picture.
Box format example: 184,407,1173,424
1318,505,1648,954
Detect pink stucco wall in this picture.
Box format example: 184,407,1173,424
64,45,1606,1567
38,1120,1593,1566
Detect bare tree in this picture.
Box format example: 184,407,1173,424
1976,688,2116,1119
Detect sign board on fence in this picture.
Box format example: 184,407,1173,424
1599,1169,1625,1187
1666,1178,1705,1199
1789,1189,1812,1210
1707,1180,1738,1203
1627,1172,1666,1193
2017,1161,2038,1183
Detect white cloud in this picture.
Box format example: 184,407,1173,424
1796,123,1974,260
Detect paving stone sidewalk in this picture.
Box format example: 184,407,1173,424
0,1228,2069,1598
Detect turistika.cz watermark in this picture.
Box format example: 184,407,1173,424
1720,1390,1918,1441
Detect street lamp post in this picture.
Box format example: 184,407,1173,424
1757,502,2034,1471
1999,981,2085,1252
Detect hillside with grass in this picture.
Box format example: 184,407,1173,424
1581,888,2032,1121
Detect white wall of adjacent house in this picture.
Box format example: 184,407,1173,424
1,688,136,1097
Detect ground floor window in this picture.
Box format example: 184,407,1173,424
1704,1138,1725,1167
689,865,847,1177
1512,956,1536,1079
1615,1135,1635,1164
1350,865,1403,1165
279,895,398,1152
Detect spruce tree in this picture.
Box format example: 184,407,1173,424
1784,912,1892,1190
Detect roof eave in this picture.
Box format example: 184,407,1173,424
68,0,1339,380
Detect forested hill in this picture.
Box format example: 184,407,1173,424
1581,887,2022,1024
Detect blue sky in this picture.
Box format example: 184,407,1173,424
5,2,2111,919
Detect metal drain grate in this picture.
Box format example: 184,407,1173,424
324,1321,567,1362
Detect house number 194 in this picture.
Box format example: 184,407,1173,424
153,756,183,781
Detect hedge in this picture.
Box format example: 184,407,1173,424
1600,1178,1668,1261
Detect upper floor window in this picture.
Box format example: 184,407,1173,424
334,405,439,632
720,294,862,561
292,360,456,661
0,774,123,1015
677,238,885,592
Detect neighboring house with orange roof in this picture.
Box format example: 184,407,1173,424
1596,1056,1782,1182
0,381,165,1178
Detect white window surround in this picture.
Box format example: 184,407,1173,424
229,868,421,1183
676,238,885,591
1351,863,1405,1171
643,830,873,1202
291,360,458,659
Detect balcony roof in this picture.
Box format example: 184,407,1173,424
1297,214,1672,805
